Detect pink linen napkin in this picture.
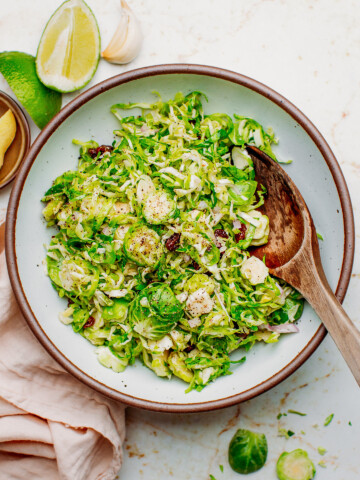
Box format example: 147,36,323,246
0,224,125,480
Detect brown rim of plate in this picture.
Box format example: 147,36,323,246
0,91,31,190
5,64,355,413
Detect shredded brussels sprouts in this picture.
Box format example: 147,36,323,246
42,91,304,392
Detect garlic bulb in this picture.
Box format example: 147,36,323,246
102,0,143,64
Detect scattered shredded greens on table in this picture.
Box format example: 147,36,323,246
324,413,334,426
288,409,307,416
278,428,295,439
42,91,304,392
317,446,327,456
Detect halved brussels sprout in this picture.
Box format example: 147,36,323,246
142,190,177,224
194,366,216,386
47,256,99,298
142,350,171,378
137,175,156,203
270,292,304,325
96,346,129,373
71,307,90,332
169,329,192,351
80,195,114,222
123,224,163,267
241,256,269,285
228,429,268,474
184,273,215,295
276,449,316,480
183,231,220,268
108,202,132,219
145,335,174,353
42,198,64,222
113,224,131,251
87,242,116,264
231,146,252,170
82,326,111,346
247,210,270,247
228,180,257,206
168,352,193,383
129,283,183,339
102,299,129,322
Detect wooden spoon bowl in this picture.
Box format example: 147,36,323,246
247,145,360,385
0,91,30,190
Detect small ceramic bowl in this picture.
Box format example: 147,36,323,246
5,65,354,412
0,91,30,190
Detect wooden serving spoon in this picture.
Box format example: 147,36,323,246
246,145,360,385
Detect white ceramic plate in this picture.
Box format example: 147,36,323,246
6,65,354,412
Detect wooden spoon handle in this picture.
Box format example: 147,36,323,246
300,268,360,386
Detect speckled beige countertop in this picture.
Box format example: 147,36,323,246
1,1,360,478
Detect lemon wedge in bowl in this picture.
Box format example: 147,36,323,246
36,0,100,93
0,109,16,169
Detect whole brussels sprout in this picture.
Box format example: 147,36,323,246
228,429,268,474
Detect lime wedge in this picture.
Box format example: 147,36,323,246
36,0,100,93
0,51,62,129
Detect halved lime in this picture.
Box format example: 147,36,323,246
36,0,100,93
0,51,62,129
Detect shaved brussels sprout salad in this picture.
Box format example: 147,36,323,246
42,91,304,392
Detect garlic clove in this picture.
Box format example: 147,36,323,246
102,0,143,64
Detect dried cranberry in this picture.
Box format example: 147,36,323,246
184,345,195,353
235,223,247,242
236,332,249,339
83,316,95,328
165,233,181,251
88,145,113,158
88,149,98,158
214,229,229,253
99,145,113,153
214,229,229,239
191,260,200,270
